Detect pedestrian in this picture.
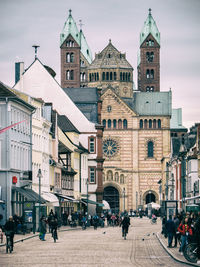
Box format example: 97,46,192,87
194,212,200,265
173,215,180,248
4,216,15,251
120,212,130,239
39,216,47,241
177,217,193,255
93,214,99,230
165,215,175,248
161,215,167,238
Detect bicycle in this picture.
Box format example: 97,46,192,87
122,227,128,240
6,233,13,253
183,242,198,263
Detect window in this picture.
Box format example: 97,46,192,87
158,119,161,128
140,119,143,129
107,105,112,112
123,119,127,129
149,120,152,128
106,72,109,80
102,119,106,128
120,174,124,184
146,69,150,79
70,70,74,80
66,70,70,80
113,119,117,129
146,86,150,92
150,86,154,92
70,53,74,63
114,72,117,80
89,167,96,183
108,119,111,128
150,69,154,79
89,136,95,153
97,73,99,81
102,72,105,81
110,72,113,80
147,141,154,158
144,119,147,129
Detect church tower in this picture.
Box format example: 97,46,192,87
60,10,93,88
138,9,160,92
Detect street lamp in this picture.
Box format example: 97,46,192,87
86,178,89,223
37,168,42,231
179,143,187,211
123,188,125,212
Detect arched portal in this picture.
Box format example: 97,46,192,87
103,186,119,213
145,192,156,204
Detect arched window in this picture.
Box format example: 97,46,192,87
102,72,105,81
89,73,92,82
107,170,113,181
66,70,70,80
120,72,122,81
150,69,154,79
110,72,113,80
140,119,143,129
102,119,106,128
150,52,154,62
146,69,150,79
94,73,97,81
144,119,147,129
66,53,70,63
150,86,154,92
123,73,125,81
125,73,128,81
83,73,86,81
118,119,122,129
72,41,74,47
146,86,150,92
147,141,154,158
113,119,117,129
120,174,124,184
70,53,74,62
146,52,150,62
106,72,109,80
97,73,99,81
153,119,156,128
70,70,74,80
123,119,127,129
115,172,119,182
158,119,161,129
108,119,111,129
114,72,117,80
149,119,152,128
128,73,130,81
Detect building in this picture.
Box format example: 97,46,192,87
61,9,172,212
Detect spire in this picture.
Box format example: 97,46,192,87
140,8,160,46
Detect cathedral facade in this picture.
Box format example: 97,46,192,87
60,9,171,212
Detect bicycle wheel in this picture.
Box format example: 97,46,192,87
183,243,198,263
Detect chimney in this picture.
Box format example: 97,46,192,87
15,62,24,84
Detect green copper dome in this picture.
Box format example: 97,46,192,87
60,10,93,64
140,9,160,46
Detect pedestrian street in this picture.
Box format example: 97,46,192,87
0,217,189,267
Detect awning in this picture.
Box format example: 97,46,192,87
55,193,79,203
102,200,110,210
12,187,46,204
41,192,59,207
81,198,104,207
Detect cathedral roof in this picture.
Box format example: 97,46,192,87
140,9,160,46
88,39,133,70
123,91,172,116
60,10,93,63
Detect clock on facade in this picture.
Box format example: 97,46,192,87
103,138,119,157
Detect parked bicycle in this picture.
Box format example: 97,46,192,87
183,242,198,263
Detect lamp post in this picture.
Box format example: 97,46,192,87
179,143,187,211
123,188,125,212
86,178,89,223
37,168,42,231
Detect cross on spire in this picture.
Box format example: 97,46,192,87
149,8,152,15
79,19,84,31
32,45,40,60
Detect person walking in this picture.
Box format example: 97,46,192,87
178,217,193,255
4,216,15,251
165,215,175,248
173,215,180,248
121,213,130,240
39,216,47,241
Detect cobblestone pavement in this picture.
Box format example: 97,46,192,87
0,217,190,267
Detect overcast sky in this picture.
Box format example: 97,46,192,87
0,0,199,129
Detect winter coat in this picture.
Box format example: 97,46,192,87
178,223,192,236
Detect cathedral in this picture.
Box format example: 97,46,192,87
60,9,171,212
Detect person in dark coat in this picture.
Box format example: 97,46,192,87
173,215,180,247
121,213,130,238
40,216,47,241
4,216,15,249
165,215,175,248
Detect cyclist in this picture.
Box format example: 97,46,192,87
51,217,58,241
121,212,130,239
4,216,15,251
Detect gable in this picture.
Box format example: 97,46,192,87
60,34,80,49
101,88,137,118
